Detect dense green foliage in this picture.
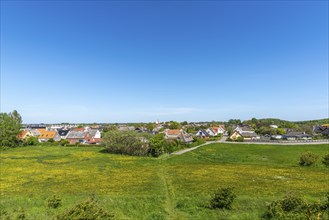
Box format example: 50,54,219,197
210,187,236,210
59,139,70,146
23,136,39,146
169,121,181,129
0,110,22,147
47,195,62,209
103,130,151,156
299,152,319,166
239,118,329,135
263,192,329,219
103,131,202,157
1,143,328,219
323,154,329,167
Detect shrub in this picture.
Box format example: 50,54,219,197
280,193,306,212
236,137,244,142
210,187,236,210
56,196,114,220
48,138,55,143
47,195,62,209
322,154,329,167
59,139,70,146
263,193,306,219
299,152,319,166
262,192,329,219
23,136,39,146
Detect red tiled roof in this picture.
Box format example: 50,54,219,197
17,130,28,139
166,129,181,135
211,127,219,133
73,127,84,131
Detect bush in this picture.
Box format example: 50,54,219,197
59,139,70,146
299,152,319,166
47,195,62,209
280,193,305,212
23,136,39,146
48,138,55,143
263,192,329,219
210,187,236,210
56,196,114,220
322,154,329,167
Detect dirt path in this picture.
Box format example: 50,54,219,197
172,141,215,155
157,162,188,220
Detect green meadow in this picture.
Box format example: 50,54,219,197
1,143,328,219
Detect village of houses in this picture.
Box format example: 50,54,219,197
17,121,329,145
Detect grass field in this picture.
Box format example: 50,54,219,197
1,143,328,219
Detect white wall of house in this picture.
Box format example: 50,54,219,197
217,127,225,134
94,130,101,138
206,128,216,136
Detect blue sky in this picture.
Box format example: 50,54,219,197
1,1,328,123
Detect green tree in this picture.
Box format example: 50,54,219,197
181,121,188,126
169,121,180,129
149,133,166,157
228,119,241,125
276,128,286,135
103,130,150,156
0,110,22,147
145,123,155,131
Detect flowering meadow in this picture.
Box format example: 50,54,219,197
0,143,328,219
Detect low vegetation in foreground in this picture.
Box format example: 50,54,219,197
0,143,328,219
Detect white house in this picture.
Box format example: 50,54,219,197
234,126,254,134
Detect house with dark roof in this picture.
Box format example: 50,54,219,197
26,124,47,129
283,132,312,140
206,126,226,136
313,125,329,136
178,132,194,143
57,129,70,139
195,129,210,138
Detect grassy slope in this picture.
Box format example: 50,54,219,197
0,144,328,219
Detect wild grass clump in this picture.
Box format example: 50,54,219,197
0,208,27,220
46,195,62,209
56,195,114,220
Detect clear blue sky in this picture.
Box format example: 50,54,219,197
1,1,328,123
